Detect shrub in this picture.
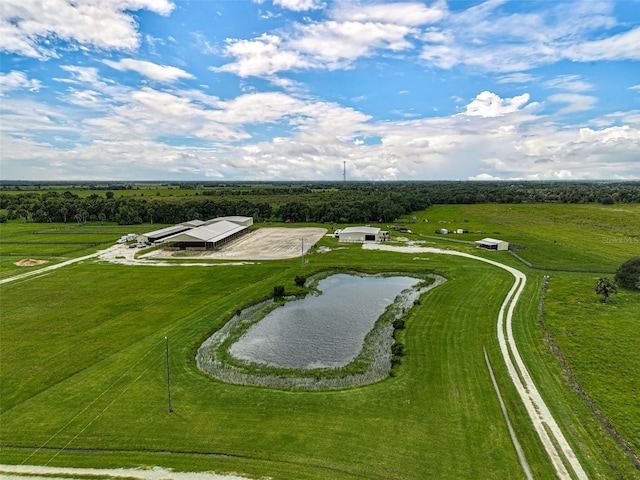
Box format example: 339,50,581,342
273,285,285,299
615,257,640,290
294,275,307,287
391,342,404,357
392,319,405,330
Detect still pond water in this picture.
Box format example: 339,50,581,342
229,274,419,369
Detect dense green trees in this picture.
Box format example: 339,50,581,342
1,181,638,225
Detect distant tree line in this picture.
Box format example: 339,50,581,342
1,181,638,225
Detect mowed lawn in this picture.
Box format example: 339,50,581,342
1,249,551,479
2,203,639,479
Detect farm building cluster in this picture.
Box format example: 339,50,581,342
140,216,253,251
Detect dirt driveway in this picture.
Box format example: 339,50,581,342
146,227,328,261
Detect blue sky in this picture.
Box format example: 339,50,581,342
1,0,639,181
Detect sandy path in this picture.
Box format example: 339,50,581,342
0,246,117,285
363,244,587,480
0,464,251,480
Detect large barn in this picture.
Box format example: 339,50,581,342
163,219,250,251
139,220,206,243
141,217,253,250
338,226,390,243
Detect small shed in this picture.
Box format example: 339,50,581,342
338,226,390,243
475,238,509,251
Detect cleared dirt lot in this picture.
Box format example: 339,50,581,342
147,227,328,261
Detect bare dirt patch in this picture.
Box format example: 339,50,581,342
148,227,327,261
14,259,49,267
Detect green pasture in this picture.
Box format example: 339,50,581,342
0,248,546,479
543,274,640,457
400,203,640,272
1,206,639,479
0,222,165,278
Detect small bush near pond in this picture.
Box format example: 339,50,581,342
273,285,285,299
391,342,404,357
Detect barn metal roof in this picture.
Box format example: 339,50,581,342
475,237,507,245
181,219,206,227
164,220,246,243
340,226,381,235
145,224,191,240
207,216,253,224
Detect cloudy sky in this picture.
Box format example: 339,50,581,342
1,0,639,181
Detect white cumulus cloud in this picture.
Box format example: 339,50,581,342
0,71,41,95
0,0,175,59
460,91,531,117
103,59,194,83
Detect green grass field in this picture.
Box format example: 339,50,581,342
1,204,638,479
398,203,640,272
0,222,168,279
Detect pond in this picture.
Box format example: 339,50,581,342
228,274,420,369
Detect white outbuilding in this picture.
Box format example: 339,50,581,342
475,237,509,251
338,226,390,243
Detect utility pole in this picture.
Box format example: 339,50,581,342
165,336,173,413
301,238,304,267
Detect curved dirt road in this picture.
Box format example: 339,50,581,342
364,243,587,480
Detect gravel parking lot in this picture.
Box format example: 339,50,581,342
147,227,328,261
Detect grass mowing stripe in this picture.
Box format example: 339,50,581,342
483,346,533,480
20,338,166,465
44,350,166,466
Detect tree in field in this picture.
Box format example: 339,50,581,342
595,277,618,303
614,257,640,290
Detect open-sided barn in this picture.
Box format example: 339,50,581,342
140,217,253,250
163,220,249,250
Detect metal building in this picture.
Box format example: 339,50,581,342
338,226,390,243
474,237,509,251
163,220,249,251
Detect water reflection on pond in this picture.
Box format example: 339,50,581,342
229,274,420,369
